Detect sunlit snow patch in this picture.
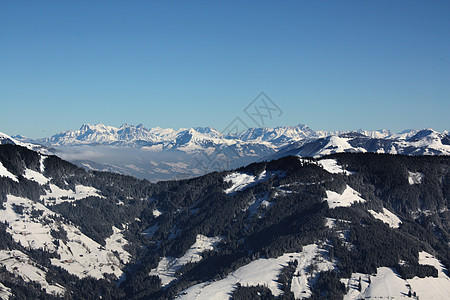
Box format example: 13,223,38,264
317,159,355,175
324,185,366,209
178,243,334,300
41,184,104,205
23,168,50,185
408,171,424,185
408,251,450,299
368,208,402,228
0,161,18,182
224,170,283,194
343,267,409,300
150,234,221,286
0,195,129,280
105,226,131,264
315,136,366,156
247,193,273,218
0,282,12,300
153,209,162,217
343,252,450,300
0,250,65,296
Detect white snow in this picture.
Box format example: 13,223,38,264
224,172,263,194
0,249,65,296
152,209,162,217
325,217,337,228
150,235,221,286
0,282,11,300
0,161,18,182
324,185,366,209
369,208,402,228
315,136,366,156
0,195,129,280
179,243,334,300
408,171,424,185
317,159,354,175
343,252,450,299
105,226,131,264
408,251,450,299
41,184,104,205
23,168,50,185
224,170,282,194
290,244,335,299
39,155,46,173
343,267,409,300
247,193,272,218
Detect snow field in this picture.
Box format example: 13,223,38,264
105,226,131,264
150,235,221,286
247,193,272,218
0,195,130,280
178,243,334,300
368,207,402,228
324,185,366,209
0,250,65,296
314,136,366,157
41,184,104,205
290,244,335,299
0,161,18,182
317,159,355,175
224,170,284,194
342,252,450,299
23,168,50,185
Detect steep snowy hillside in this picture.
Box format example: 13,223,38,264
1,144,449,299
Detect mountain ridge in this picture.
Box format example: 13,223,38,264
0,143,449,299
5,124,450,182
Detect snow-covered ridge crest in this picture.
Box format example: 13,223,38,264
0,132,50,153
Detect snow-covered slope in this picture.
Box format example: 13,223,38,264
324,185,366,209
0,132,50,153
149,235,221,286
0,195,130,280
178,243,334,299
343,252,450,300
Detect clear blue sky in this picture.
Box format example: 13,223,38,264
1,1,449,138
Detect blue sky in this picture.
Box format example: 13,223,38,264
1,1,449,138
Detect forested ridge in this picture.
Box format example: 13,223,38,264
0,144,449,299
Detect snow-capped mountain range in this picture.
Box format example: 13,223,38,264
15,122,445,148
5,123,450,181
